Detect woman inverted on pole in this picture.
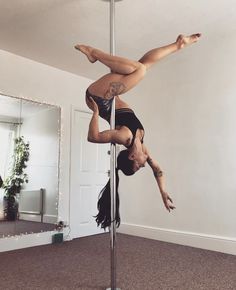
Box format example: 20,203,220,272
75,33,201,229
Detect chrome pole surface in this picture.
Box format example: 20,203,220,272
106,1,120,290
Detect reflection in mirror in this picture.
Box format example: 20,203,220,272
0,94,21,223
0,94,60,238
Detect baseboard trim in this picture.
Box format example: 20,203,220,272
118,223,236,256
19,214,57,224
43,214,58,224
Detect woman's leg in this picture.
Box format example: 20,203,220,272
75,47,146,98
75,45,142,75
138,34,201,69
78,33,201,98
87,68,146,99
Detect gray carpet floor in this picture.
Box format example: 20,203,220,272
0,233,235,290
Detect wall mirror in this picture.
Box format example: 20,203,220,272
0,93,61,238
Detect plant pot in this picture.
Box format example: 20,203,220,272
4,196,19,221
7,210,18,221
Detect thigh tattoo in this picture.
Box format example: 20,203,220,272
105,82,126,99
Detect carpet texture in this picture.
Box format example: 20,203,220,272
0,233,235,290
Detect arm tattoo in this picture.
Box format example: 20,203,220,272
154,169,163,178
106,82,126,99
147,157,153,164
147,157,163,177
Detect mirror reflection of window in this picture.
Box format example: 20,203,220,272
0,113,20,220
19,103,60,224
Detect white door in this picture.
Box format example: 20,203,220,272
70,109,110,238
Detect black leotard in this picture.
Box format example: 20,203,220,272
86,89,113,122
86,89,144,148
115,108,144,148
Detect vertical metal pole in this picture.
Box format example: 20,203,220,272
106,1,120,290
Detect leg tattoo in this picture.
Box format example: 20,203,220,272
105,82,126,99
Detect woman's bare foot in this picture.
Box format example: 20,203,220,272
176,33,201,49
74,44,97,63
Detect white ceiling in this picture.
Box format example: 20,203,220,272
0,0,235,80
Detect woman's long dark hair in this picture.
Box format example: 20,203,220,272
95,149,135,230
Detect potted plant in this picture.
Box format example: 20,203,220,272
3,136,30,221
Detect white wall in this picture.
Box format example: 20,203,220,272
0,49,92,251
118,35,236,255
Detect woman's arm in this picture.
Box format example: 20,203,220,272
147,155,165,193
87,97,130,145
88,112,129,144
143,146,175,212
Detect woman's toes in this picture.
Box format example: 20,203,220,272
176,33,201,49
191,33,201,42
74,44,97,63
74,44,81,50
